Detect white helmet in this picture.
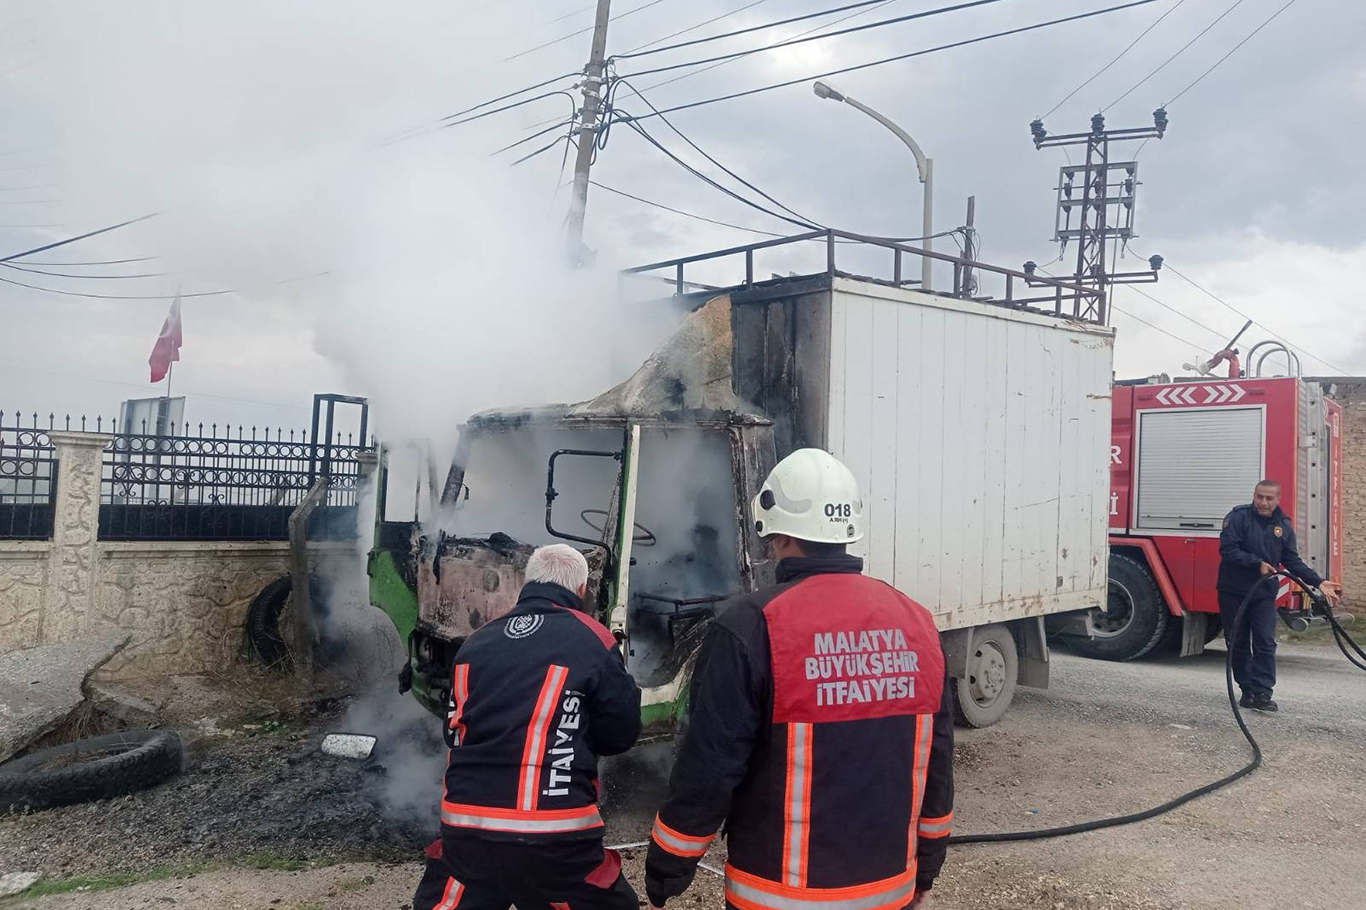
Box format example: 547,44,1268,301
752,449,864,545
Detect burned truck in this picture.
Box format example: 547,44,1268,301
370,234,1114,729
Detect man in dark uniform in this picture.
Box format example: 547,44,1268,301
1218,480,1339,712
412,543,642,910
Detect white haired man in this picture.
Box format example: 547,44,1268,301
414,543,642,910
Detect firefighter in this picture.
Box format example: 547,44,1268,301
414,543,642,910
1218,479,1340,712
645,449,954,910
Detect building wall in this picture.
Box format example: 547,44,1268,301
0,431,368,677
1324,378,1366,612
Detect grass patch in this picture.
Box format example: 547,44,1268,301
0,851,358,906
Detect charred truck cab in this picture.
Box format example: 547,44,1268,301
370,402,776,734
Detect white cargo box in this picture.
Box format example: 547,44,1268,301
732,276,1114,632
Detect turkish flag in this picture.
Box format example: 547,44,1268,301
149,295,182,383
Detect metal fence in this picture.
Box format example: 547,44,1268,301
0,412,56,540
100,421,372,541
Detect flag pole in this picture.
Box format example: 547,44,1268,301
165,361,173,400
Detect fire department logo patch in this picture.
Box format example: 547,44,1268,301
1223,516,1230,529
1274,526,1283,538
504,614,544,640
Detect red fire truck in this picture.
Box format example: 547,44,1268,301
1065,345,1344,661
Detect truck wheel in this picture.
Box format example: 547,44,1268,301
952,623,1017,728
1067,552,1168,661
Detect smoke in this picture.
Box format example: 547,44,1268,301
341,683,449,830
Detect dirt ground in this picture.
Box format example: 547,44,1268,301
3,636,1364,910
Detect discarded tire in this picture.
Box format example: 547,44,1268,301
247,575,295,667
246,574,336,669
0,731,183,811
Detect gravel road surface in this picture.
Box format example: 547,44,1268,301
4,639,1363,909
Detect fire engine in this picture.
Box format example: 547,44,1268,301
1063,341,1344,661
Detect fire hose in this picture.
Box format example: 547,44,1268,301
950,571,1364,845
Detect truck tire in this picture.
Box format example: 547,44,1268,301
1067,552,1168,661
0,731,182,811
952,623,1018,728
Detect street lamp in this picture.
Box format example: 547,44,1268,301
813,80,934,291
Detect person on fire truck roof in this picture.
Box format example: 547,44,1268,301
645,448,954,910
413,543,642,910
1218,480,1340,714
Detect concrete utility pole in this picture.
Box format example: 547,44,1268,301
565,0,612,264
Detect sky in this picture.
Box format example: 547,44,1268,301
2,0,1363,442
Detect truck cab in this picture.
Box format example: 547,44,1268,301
368,403,776,734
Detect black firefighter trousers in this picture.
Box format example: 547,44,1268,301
414,835,638,910
1218,589,1279,698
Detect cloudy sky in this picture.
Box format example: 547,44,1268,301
2,0,1362,441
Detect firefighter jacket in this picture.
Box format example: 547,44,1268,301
441,581,642,842
1218,504,1322,596
646,554,954,910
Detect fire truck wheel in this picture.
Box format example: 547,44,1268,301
952,624,1018,728
1067,553,1167,661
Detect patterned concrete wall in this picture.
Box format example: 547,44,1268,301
0,431,367,678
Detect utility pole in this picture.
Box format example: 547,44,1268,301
565,0,613,265
960,195,976,297
1025,110,1168,323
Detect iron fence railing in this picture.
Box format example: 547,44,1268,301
0,411,56,540
99,421,372,541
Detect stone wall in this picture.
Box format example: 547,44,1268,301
0,431,369,678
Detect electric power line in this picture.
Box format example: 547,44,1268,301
1165,0,1303,105
0,269,327,301
618,0,1018,80
1036,262,1214,353
1105,0,1251,111
1,214,158,264
503,0,679,63
610,78,820,226
610,0,1161,124
0,262,171,280
1129,249,1349,374
621,0,781,55
1040,0,1189,119
591,179,784,235
620,116,819,230
642,0,903,94
613,0,912,61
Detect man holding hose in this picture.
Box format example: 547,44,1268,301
1219,479,1340,713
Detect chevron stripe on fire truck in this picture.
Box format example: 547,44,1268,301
1153,384,1247,406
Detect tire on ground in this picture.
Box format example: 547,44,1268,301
0,731,183,811
952,623,1018,728
1067,552,1168,661
247,574,334,669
